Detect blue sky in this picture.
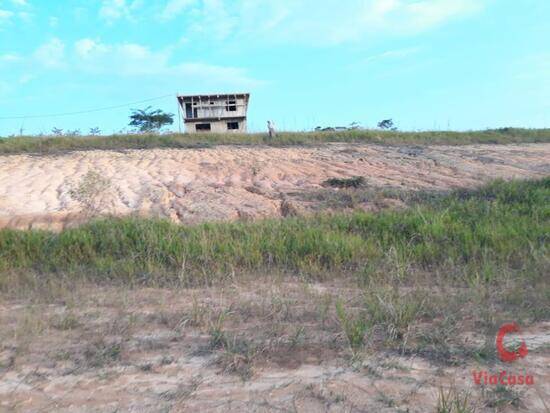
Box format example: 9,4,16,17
0,0,549,135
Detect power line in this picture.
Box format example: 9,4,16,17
0,93,175,120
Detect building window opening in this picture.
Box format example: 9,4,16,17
185,103,193,118
196,123,211,131
226,100,237,111
227,122,239,130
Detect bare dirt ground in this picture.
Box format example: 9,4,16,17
0,143,549,230
1,279,549,413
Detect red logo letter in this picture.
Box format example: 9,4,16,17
496,323,528,363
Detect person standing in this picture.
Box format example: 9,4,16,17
267,120,276,139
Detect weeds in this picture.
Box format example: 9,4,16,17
159,377,202,402
280,198,299,217
376,392,397,408
363,285,427,345
336,301,368,354
82,339,122,368
289,326,306,349
482,385,523,409
416,314,464,365
216,342,255,380
69,170,115,216
436,386,477,413
205,312,257,380
188,296,209,327
323,176,365,189
12,306,50,353
0,128,549,155
52,311,80,331
202,306,255,378
317,293,333,328
208,311,229,350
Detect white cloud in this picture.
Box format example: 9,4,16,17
99,0,142,22
99,0,126,21
0,53,21,63
19,73,34,84
159,0,195,20
74,38,109,59
73,38,170,75
363,46,421,63
401,0,481,31
0,0,33,25
1,30,263,89
70,38,262,88
34,37,65,68
171,62,263,88
17,10,31,21
0,9,14,21
282,0,484,44
92,0,485,44
156,0,485,45
0,80,12,95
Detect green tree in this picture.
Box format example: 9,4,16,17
129,106,174,132
377,119,396,130
89,127,101,136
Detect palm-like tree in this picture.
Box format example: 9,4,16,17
129,106,174,132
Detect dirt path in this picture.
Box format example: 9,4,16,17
0,143,549,230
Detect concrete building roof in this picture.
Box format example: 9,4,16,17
177,93,250,100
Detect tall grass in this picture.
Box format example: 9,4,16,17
0,178,547,289
0,128,549,155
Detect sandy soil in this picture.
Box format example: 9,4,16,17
0,280,549,413
1,143,549,230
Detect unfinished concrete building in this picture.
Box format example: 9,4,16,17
177,93,250,133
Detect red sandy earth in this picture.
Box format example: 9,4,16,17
0,143,549,230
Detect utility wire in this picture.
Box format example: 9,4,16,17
0,93,175,120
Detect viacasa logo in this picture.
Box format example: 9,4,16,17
472,323,534,386
496,322,528,363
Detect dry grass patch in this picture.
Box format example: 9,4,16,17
1,128,549,156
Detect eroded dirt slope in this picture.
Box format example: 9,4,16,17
0,143,549,230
